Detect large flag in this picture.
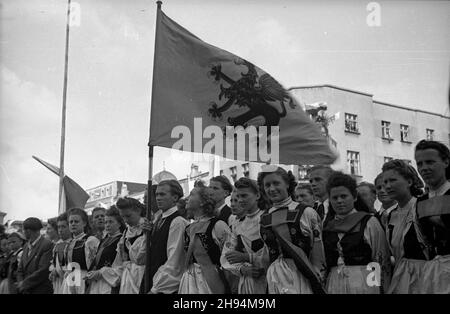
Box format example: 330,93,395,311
32,156,90,213
149,8,337,165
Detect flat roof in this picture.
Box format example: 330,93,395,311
86,180,146,191
289,84,450,119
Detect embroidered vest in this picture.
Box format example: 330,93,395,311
323,214,373,268
148,211,181,289
417,189,450,257
185,218,222,266
70,235,89,270
122,229,144,260
184,218,229,294
218,205,232,226
89,234,121,271
259,204,310,263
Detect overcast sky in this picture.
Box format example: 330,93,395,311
1,0,449,221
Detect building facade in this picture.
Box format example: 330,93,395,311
84,164,213,212
219,84,450,185
84,181,147,214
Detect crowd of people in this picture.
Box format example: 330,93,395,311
0,139,448,294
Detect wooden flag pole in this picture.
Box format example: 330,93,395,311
144,0,163,294
58,0,72,215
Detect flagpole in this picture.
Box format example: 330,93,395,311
144,0,163,294
59,0,72,215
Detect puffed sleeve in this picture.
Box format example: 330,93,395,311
110,238,125,285
364,216,391,293
220,230,242,276
300,207,327,276
128,234,146,266
99,266,121,288
212,220,232,250
84,236,100,270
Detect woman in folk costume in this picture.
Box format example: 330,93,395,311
49,213,71,294
0,232,25,294
257,166,326,294
221,178,270,294
62,208,100,294
322,172,391,294
374,173,398,230
227,189,245,233
414,140,450,293
223,189,246,294
85,206,125,294
382,160,428,294
179,186,232,294
113,197,150,294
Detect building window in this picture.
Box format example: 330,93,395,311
230,166,237,182
298,165,310,180
426,129,434,141
219,170,224,177
384,156,393,164
242,163,250,178
347,151,361,176
381,121,392,141
400,124,410,142
345,113,359,133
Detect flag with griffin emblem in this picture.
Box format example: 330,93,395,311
149,8,337,165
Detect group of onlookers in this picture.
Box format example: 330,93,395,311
0,138,448,294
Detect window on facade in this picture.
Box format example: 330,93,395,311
381,121,392,140
219,170,224,177
298,166,310,180
426,129,434,141
384,157,393,164
230,166,237,182
347,151,361,176
242,163,250,178
400,124,410,142
345,113,359,133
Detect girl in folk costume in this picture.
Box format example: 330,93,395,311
46,218,59,244
222,189,245,294
85,206,125,294
221,178,270,294
382,160,428,294
374,173,398,229
62,208,100,294
49,213,71,294
322,172,391,294
0,232,25,294
257,166,326,294
414,140,450,293
113,197,149,294
179,187,232,294
227,190,246,233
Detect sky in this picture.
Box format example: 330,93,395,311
1,0,449,221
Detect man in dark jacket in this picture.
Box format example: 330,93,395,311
17,217,54,294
